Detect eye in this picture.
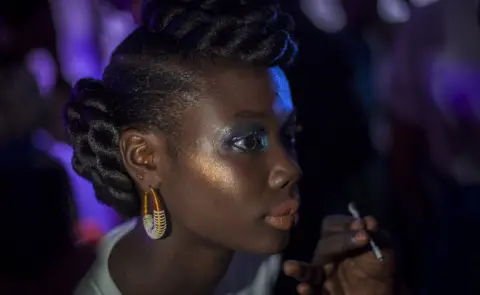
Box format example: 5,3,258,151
231,132,269,153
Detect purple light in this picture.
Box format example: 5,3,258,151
33,129,119,233
24,48,58,96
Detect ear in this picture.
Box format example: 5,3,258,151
119,129,166,190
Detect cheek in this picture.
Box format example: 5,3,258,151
188,151,239,193
188,151,270,197
165,152,288,252
171,150,269,217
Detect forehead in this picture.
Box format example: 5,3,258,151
205,66,293,117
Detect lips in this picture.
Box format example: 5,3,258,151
267,198,299,217
264,199,299,231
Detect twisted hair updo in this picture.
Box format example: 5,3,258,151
64,0,298,217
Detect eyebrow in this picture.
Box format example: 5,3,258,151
234,110,269,119
233,109,297,125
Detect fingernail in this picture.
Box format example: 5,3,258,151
296,283,312,295
350,219,363,230
353,231,367,243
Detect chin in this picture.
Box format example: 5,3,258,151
248,230,291,255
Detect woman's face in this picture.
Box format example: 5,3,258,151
159,66,301,254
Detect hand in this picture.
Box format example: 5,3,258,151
284,215,394,295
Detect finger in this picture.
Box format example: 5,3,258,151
353,217,390,249
323,280,335,294
350,216,379,234
312,230,369,265
322,215,378,235
284,260,317,282
296,283,314,295
324,279,344,295
323,262,335,277
350,218,363,230
321,215,357,235
363,216,378,232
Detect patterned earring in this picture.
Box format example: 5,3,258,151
142,186,168,240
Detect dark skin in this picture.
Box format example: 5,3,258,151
109,66,393,295
285,216,394,295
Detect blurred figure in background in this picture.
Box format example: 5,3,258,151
0,62,95,294
0,0,124,233
0,58,42,157
0,166,95,295
388,0,480,293
47,0,135,231
33,77,121,238
274,1,375,294
50,0,137,84
0,0,56,65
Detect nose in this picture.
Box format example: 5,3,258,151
268,148,302,191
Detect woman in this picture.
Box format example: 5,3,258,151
67,0,393,294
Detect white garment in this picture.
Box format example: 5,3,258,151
75,219,282,295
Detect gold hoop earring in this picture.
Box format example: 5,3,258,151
142,187,168,240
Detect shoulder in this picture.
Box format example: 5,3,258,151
73,244,114,295
75,220,137,295
214,253,282,295
74,270,104,295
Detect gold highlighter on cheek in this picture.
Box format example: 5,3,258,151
187,148,238,193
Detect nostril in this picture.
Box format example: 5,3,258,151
280,180,290,189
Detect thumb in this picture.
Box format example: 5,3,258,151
283,260,324,284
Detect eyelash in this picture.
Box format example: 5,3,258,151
231,132,269,153
230,124,302,153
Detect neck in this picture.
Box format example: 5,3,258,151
110,218,234,295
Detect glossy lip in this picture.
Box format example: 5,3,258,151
265,215,297,231
267,198,300,217
264,198,300,231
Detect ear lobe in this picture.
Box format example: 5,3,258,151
120,129,160,184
